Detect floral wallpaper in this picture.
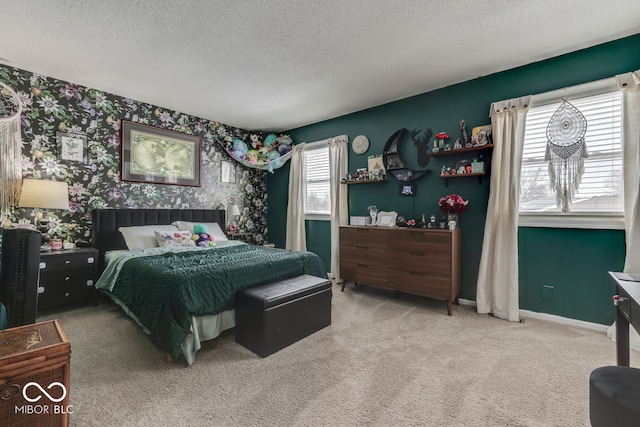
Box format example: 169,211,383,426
0,65,268,244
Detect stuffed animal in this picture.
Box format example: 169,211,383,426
192,232,216,247
246,150,259,164
231,139,248,159
265,150,282,173
263,133,278,150
276,135,293,155
249,133,264,150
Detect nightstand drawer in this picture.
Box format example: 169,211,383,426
38,247,99,309
39,252,96,272
38,270,96,308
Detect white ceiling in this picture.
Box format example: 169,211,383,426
1,1,639,132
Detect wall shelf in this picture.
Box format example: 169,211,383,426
429,144,493,157
441,172,487,187
342,179,386,185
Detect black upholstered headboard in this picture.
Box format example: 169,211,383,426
91,208,225,270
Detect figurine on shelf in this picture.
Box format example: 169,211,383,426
453,139,463,150
460,120,469,145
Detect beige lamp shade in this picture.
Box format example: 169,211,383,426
228,204,240,217
18,179,70,210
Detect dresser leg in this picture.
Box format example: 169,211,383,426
341,281,347,292
446,300,453,316
454,297,459,305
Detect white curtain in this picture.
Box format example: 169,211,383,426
286,143,306,251
476,96,531,322
608,69,640,350
328,135,348,281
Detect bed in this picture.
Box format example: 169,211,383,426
91,208,327,365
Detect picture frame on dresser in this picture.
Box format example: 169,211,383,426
376,211,397,226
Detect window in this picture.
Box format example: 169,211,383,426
304,142,330,218
519,81,623,228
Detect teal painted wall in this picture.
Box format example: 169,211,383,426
267,34,640,324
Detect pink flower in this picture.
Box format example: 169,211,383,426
407,219,416,226
438,194,469,214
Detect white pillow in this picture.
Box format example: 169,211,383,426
154,230,195,247
119,225,180,250
172,221,228,241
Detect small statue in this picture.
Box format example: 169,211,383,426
460,120,469,145
453,139,463,150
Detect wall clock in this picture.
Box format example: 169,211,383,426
352,135,369,154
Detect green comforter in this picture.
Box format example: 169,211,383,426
97,243,327,359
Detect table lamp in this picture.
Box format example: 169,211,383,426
227,204,240,232
17,179,69,248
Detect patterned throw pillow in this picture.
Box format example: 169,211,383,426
154,230,195,247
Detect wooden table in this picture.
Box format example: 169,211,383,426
609,271,640,366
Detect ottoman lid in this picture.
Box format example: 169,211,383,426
239,274,331,308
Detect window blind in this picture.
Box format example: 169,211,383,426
304,145,330,215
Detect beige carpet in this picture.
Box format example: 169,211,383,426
38,284,639,427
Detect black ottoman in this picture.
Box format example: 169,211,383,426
589,366,640,426
235,275,332,357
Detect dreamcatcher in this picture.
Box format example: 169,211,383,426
0,82,23,222
545,99,588,213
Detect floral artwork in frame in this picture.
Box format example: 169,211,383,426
121,120,202,187
57,132,88,164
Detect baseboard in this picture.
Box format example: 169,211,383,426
457,298,609,333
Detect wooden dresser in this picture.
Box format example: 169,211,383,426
340,226,461,315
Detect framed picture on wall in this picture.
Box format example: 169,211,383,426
57,132,88,164
399,184,416,197
121,120,202,186
221,160,235,183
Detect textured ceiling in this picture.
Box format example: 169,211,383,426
1,1,639,132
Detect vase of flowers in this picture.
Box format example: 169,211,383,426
438,194,469,230
367,205,378,226
435,132,449,149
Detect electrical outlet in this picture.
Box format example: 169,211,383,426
542,284,554,301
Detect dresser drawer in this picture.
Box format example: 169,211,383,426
388,251,451,275
38,270,96,308
39,252,97,272
340,227,388,250
389,269,452,298
341,262,389,288
389,230,452,253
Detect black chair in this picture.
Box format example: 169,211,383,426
589,365,640,426
0,228,41,328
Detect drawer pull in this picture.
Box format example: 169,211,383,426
65,276,70,281
37,286,45,294
356,245,368,250
86,280,94,287
39,262,46,269
409,251,425,256
65,260,71,265
409,271,425,276
87,257,95,264
358,264,369,268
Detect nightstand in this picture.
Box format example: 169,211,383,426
226,232,254,244
38,247,99,309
